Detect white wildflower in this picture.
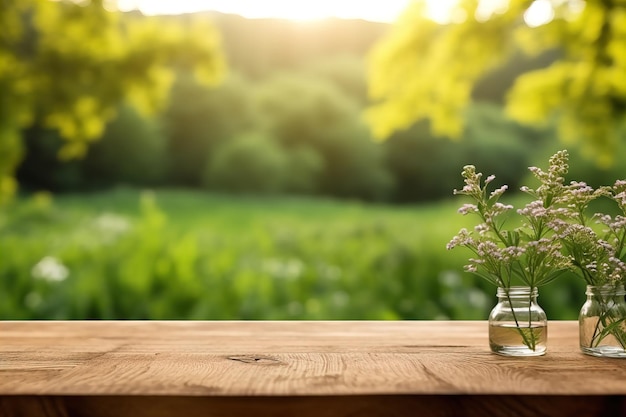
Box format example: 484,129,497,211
458,204,478,215
94,213,131,235
31,256,69,282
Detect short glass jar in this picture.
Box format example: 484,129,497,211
488,286,547,356
579,284,626,358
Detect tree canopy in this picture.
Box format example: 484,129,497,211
0,0,224,202
367,0,626,166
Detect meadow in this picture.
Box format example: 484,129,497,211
0,188,586,320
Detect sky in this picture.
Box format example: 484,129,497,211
113,0,558,27
115,0,416,23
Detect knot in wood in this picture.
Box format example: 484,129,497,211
227,355,282,365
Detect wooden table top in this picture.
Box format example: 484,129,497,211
1,320,625,397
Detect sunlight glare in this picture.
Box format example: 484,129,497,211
424,0,512,24
113,0,412,23
425,0,465,24
474,0,509,22
524,0,555,27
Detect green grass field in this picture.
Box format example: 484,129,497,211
0,188,586,320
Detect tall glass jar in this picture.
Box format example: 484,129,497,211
579,285,626,358
488,286,547,356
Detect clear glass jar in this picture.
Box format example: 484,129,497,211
488,286,547,356
579,284,626,358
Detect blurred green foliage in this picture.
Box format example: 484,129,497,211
0,189,585,320
5,5,625,322
0,0,224,202
82,105,168,186
163,73,256,186
16,7,626,205
383,103,540,202
17,105,168,190
204,132,289,194
368,0,626,165
254,74,394,200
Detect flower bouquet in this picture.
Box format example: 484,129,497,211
550,179,626,357
448,151,571,356
450,149,626,357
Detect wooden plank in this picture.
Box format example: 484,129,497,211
1,321,624,397
1,321,626,417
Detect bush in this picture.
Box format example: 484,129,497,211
16,126,84,192
255,74,394,200
283,145,325,194
314,123,394,201
203,132,289,194
82,104,168,186
384,103,538,202
0,124,23,204
162,72,256,185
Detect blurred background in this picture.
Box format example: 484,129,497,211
1,0,625,320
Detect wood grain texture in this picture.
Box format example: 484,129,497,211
1,321,625,417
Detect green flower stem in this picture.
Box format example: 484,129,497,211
528,300,535,350
589,292,607,347
590,294,626,349
503,287,536,351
